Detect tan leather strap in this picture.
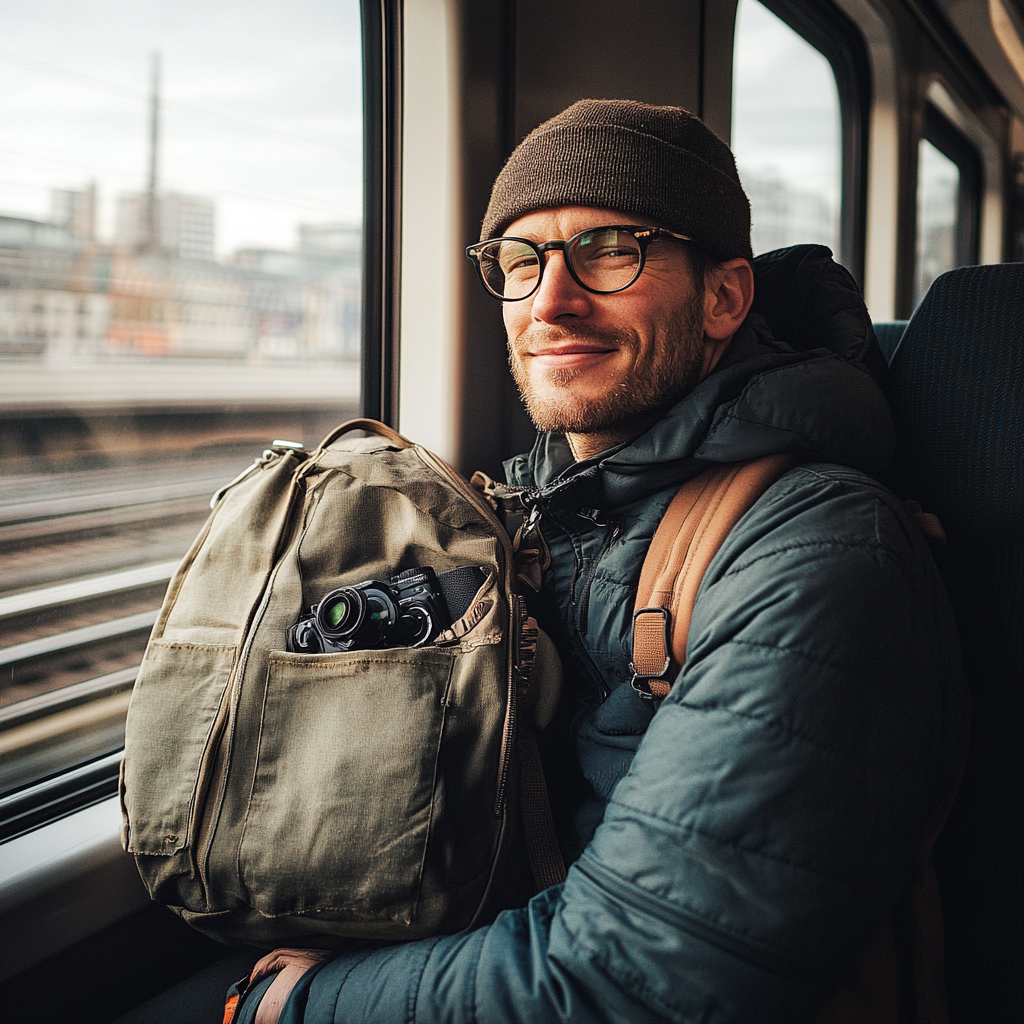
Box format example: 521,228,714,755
225,948,335,1024
816,762,966,1024
632,454,796,699
904,499,948,547
904,759,967,1024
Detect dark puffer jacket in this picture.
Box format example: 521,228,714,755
271,246,969,1023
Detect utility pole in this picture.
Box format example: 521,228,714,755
144,51,160,252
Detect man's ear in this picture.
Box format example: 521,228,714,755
703,259,754,341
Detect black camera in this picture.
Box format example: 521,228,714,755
288,566,463,654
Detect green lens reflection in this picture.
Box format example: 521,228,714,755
326,599,348,628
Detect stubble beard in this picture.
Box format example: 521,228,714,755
509,292,706,436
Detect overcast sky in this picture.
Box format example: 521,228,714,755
2,0,841,258
0,0,361,256
731,0,841,205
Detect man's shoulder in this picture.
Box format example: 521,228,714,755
693,458,947,645
680,456,962,746
691,459,949,663
731,460,917,560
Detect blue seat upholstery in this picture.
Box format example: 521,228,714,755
872,320,908,364
885,264,1023,1023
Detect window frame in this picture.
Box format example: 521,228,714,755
360,0,403,427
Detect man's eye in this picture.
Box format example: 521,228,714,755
579,246,637,265
502,252,539,275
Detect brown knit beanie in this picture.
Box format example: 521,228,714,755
481,99,752,262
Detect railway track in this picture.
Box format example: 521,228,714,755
1,455,248,577
0,393,360,821
0,448,261,792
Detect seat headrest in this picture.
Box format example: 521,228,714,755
887,263,1023,538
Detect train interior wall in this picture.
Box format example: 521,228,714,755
412,0,1017,478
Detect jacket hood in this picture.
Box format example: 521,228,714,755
504,245,894,512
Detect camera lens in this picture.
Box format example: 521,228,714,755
317,587,366,639
398,607,435,647
362,591,398,646
287,617,323,654
315,583,398,649
324,595,352,630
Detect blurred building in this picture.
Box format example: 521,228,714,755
0,215,77,251
0,197,360,363
235,222,362,359
51,185,97,244
741,169,838,255
0,215,109,359
298,222,361,257
104,253,254,357
116,191,216,261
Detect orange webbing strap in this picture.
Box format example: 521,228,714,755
224,948,335,1024
631,454,796,699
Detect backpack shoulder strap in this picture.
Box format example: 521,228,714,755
631,453,796,700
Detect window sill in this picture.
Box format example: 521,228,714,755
0,796,149,982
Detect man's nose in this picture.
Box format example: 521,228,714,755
528,249,593,323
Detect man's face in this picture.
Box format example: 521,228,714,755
501,206,708,437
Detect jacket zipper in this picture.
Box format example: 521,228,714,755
576,522,620,638
191,453,312,906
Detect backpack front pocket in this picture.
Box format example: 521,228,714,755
122,640,236,857
237,646,455,925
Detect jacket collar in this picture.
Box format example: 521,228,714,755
504,246,895,514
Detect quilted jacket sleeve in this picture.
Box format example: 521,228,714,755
278,466,969,1024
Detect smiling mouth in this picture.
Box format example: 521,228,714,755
528,344,618,368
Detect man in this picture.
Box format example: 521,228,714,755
139,99,968,1023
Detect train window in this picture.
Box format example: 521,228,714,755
732,0,841,255
914,104,981,305
731,0,869,277
0,0,363,825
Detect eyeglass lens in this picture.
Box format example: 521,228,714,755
478,228,643,298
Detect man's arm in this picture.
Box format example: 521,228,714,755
280,467,968,1024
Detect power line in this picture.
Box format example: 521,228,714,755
0,48,360,160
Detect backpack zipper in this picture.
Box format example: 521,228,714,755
191,453,313,907
416,448,521,816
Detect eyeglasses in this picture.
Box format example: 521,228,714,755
465,225,694,301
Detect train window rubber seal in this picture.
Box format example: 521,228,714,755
0,749,122,845
360,0,403,427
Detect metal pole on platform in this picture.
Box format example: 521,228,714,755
145,52,161,253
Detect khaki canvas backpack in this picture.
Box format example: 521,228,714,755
120,420,565,948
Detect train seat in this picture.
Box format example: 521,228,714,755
871,320,909,364
884,264,1024,1023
